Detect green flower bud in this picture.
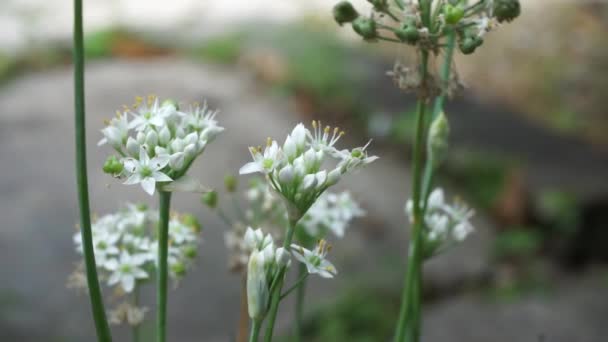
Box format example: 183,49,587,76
171,261,187,277
183,245,197,259
444,4,465,25
182,214,202,232
493,0,521,23
224,174,238,193
395,24,420,45
332,1,359,26
102,155,123,175
201,190,218,209
135,203,148,211
427,112,450,168
352,17,377,40
247,250,269,321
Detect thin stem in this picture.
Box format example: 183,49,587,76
280,265,309,301
73,0,112,340
394,50,430,342
263,213,300,342
157,191,172,342
249,320,262,342
293,263,308,342
237,277,249,342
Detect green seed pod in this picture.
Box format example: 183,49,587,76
224,174,238,193
459,36,483,55
444,4,465,25
102,155,123,175
427,111,450,169
493,0,521,23
183,245,198,259
201,190,218,209
171,261,187,277
352,17,377,40
395,24,420,44
333,1,359,26
182,214,202,232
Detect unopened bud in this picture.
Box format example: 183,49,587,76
201,190,218,208
352,17,377,40
332,1,359,26
427,112,450,169
278,165,295,184
493,0,520,23
444,4,465,25
275,247,290,267
247,250,269,320
224,175,238,193
103,155,123,175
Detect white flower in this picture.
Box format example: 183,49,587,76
239,140,282,175
307,120,344,154
243,227,274,252
301,191,365,238
73,229,120,265
290,240,337,278
98,113,129,149
123,147,172,195
169,219,197,244
128,97,174,132
335,140,379,174
104,252,149,293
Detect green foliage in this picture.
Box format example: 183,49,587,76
493,227,543,260
295,287,398,342
191,32,246,64
536,190,581,235
84,28,127,59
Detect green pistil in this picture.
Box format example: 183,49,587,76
141,166,153,177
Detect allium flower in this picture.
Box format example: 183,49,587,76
123,147,172,195
99,96,223,195
300,191,365,238
104,251,149,293
291,240,337,278
405,188,475,257
109,302,149,326
239,121,377,214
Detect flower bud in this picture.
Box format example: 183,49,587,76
275,247,290,267
327,168,342,186
352,17,377,40
183,245,197,259
395,24,420,45
201,190,218,209
247,250,269,320
171,261,187,277
493,0,520,23
184,143,197,159
224,175,238,193
333,1,359,26
315,170,328,189
103,155,123,175
459,36,483,55
126,137,140,157
427,111,450,169
169,152,185,171
145,130,158,148
159,126,171,146
182,214,202,232
278,165,295,184
136,132,146,144
300,174,317,192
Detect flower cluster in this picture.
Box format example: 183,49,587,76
239,121,377,215
72,204,202,294
405,188,475,258
333,0,520,54
99,96,223,195
299,191,365,239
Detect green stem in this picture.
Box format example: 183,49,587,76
293,263,308,342
73,0,112,340
157,191,172,342
394,50,430,342
280,266,309,300
263,213,300,342
249,320,262,342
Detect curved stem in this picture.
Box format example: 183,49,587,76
249,320,262,342
157,191,172,342
73,0,112,340
394,50,430,342
263,213,300,342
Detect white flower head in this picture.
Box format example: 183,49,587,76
291,240,337,278
98,112,129,149
128,96,174,132
240,139,283,175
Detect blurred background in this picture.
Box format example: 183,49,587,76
1,0,608,341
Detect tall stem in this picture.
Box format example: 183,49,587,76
263,213,299,342
293,263,308,342
394,50,430,342
249,320,262,342
157,191,172,342
73,0,112,340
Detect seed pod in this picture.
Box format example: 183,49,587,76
352,17,377,40
224,174,238,193
444,4,465,25
103,155,124,175
395,24,420,45
332,1,359,26
201,190,218,209
493,0,521,23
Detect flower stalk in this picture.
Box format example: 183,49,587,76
157,191,172,342
73,0,113,339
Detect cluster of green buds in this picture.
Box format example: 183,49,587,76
333,0,521,55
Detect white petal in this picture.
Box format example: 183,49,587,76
107,272,120,285
141,177,156,195
152,171,172,182
124,173,143,185
122,275,135,293
161,175,210,193
239,162,263,175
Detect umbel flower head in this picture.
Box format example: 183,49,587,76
406,188,475,258
99,96,224,195
239,121,377,216
299,191,365,239
72,204,202,294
